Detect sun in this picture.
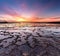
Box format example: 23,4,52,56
15,17,26,22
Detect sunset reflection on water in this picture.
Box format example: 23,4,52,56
0,23,60,28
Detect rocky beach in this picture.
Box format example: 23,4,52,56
0,27,60,56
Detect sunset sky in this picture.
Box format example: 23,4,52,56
0,0,60,22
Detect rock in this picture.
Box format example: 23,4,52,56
0,27,60,56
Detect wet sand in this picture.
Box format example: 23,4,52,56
0,27,60,56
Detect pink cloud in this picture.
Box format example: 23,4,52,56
1,2,21,18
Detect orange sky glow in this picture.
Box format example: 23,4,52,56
0,0,60,23
0,14,60,22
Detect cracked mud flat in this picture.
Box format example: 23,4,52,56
0,27,60,56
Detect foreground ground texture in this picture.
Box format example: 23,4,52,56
0,27,60,56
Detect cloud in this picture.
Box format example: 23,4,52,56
3,6,21,17
21,3,27,9
0,1,60,22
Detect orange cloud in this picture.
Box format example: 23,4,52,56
0,14,60,22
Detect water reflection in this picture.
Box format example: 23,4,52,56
0,23,60,28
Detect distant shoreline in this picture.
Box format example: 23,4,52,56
0,22,60,24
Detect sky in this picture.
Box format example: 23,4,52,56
0,0,60,22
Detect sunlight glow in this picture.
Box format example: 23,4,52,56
15,17,26,22
0,14,60,22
